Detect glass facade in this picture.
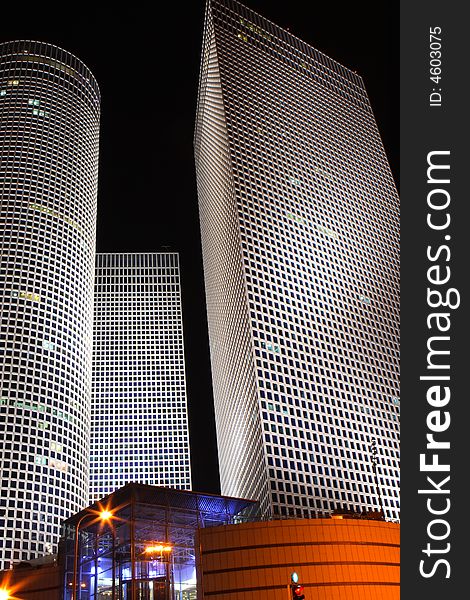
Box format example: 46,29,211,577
194,0,400,520
90,253,192,502
0,40,100,568
59,483,257,600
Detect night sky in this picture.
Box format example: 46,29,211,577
1,1,399,495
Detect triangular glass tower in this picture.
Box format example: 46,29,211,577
194,0,400,521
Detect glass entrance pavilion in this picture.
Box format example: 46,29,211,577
59,483,257,600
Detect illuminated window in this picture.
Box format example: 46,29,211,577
289,176,301,185
12,290,41,302
49,458,68,472
316,223,339,240
262,341,280,354
286,212,305,224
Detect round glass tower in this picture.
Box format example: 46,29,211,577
0,40,100,567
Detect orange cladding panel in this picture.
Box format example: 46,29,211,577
199,519,399,599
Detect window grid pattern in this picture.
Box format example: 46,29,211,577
90,253,192,503
195,0,400,521
0,40,100,568
194,10,271,517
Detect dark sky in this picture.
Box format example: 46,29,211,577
1,1,399,495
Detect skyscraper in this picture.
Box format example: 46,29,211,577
194,0,400,520
0,41,100,567
90,253,191,501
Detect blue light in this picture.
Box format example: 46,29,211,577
291,571,299,583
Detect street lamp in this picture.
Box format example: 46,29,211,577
71,509,113,600
0,574,17,600
0,588,11,600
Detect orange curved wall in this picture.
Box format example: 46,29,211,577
198,518,399,599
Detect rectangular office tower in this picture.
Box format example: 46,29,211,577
89,253,191,501
194,0,400,520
